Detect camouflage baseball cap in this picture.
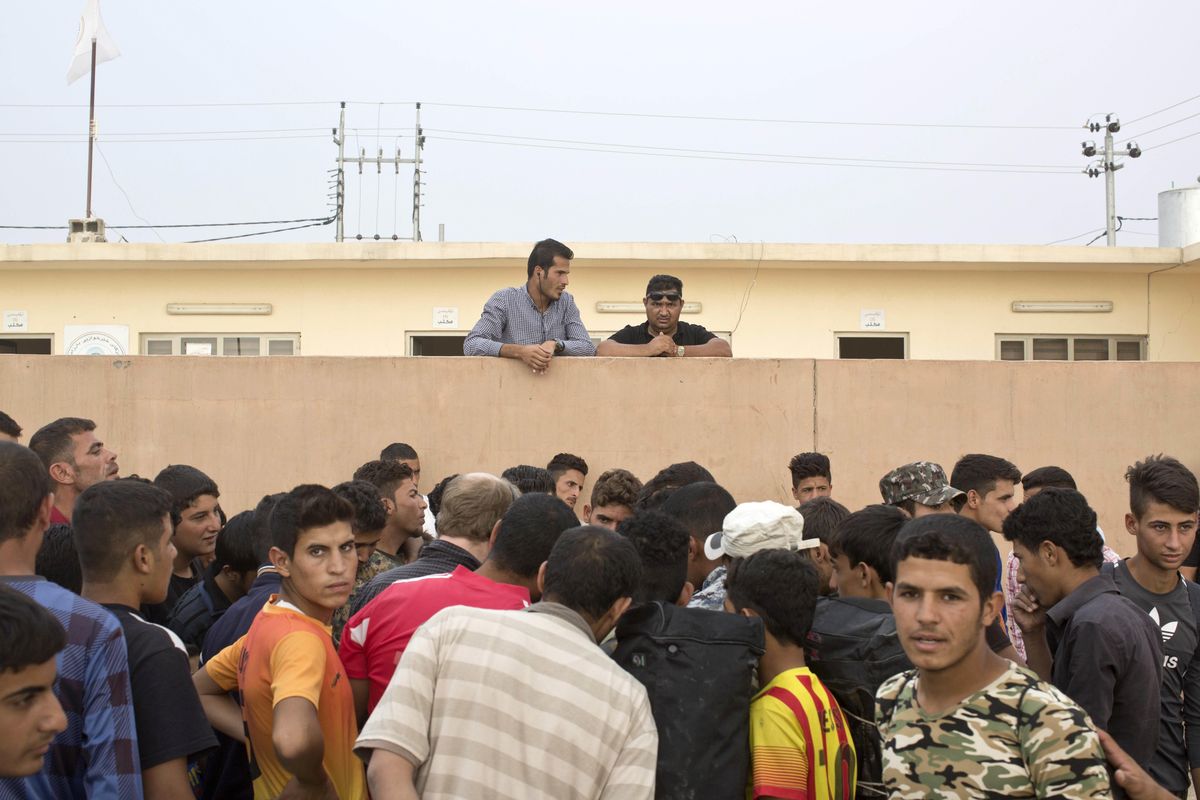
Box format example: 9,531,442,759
879,461,964,506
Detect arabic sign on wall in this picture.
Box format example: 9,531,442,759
859,309,886,331
64,324,129,355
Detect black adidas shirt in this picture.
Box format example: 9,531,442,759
1111,560,1200,792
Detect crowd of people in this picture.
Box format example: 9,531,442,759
0,401,1196,800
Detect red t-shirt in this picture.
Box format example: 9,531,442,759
339,565,530,712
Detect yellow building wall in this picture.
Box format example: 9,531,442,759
0,262,1179,359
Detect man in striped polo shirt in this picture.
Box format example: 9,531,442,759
355,526,658,799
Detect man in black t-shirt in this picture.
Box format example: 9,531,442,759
1112,455,1200,797
74,479,217,798
142,464,223,624
596,274,732,358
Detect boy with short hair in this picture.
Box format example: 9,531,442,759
726,548,856,799
796,496,849,595
145,465,222,624
194,484,366,800
1111,455,1200,796
807,504,911,798
789,452,832,504
76,478,217,798
0,585,68,779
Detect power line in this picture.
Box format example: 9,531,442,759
1144,129,1200,151
433,134,1077,175
1126,92,1200,126
426,127,1078,170
0,216,333,230
1124,109,1200,139
186,217,335,243
0,133,329,144
0,101,342,109
1044,228,1105,245
419,101,1078,130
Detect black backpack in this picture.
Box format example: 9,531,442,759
805,597,912,800
613,602,764,800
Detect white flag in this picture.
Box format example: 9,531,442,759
66,0,120,84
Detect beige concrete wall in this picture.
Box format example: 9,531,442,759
4,354,1197,559
1,260,1184,360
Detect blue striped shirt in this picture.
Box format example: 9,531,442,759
0,577,142,800
463,286,596,357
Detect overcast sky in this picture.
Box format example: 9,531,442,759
2,1,1197,247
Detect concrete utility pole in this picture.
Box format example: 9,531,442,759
1081,114,1142,246
332,102,425,242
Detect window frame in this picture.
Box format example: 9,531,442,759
994,334,1146,362
834,331,910,359
139,333,301,356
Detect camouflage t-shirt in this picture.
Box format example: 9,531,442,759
876,662,1112,799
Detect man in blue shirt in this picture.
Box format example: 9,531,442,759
0,441,142,799
463,238,595,372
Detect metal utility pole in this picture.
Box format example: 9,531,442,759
1081,114,1142,246
332,102,425,242
85,38,97,218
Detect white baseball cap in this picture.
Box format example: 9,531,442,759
703,501,813,560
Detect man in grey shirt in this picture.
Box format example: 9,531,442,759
463,238,595,372
1006,487,1163,776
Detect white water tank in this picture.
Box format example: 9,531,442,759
1159,185,1200,247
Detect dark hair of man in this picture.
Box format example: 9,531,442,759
547,452,588,480
332,480,388,535
28,417,95,471
830,504,908,585
1126,455,1200,518
542,526,642,619
0,442,52,544
658,481,736,543
616,511,690,604
501,465,555,495
589,468,642,510
636,461,716,510
250,492,287,564
892,514,999,604
1001,488,1101,569
153,464,220,521
270,484,354,557
645,274,683,296
427,473,459,518
379,442,418,462
36,524,83,594
437,475,519,542
1021,465,1077,492
796,496,850,546
950,453,1022,511
526,238,574,279
0,411,21,439
352,459,415,500
788,452,832,487
73,480,174,583
488,493,580,577
726,549,818,646
0,584,66,673
213,511,260,574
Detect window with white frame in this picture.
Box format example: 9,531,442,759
995,335,1145,361
140,333,301,356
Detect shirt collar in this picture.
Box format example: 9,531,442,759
522,284,559,311
701,564,727,591
525,601,595,641
1046,572,1116,627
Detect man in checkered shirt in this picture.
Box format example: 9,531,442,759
0,441,142,799
463,238,596,372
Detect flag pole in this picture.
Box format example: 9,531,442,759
85,37,96,218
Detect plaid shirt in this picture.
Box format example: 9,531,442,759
463,286,596,357
0,577,142,800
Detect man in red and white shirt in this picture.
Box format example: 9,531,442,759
340,493,579,720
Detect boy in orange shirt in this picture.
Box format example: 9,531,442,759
193,484,365,800
725,548,856,800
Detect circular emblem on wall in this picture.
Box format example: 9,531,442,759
65,330,126,356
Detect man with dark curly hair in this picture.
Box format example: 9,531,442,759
583,468,642,531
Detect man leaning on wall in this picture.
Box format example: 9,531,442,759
596,275,731,358
463,238,596,374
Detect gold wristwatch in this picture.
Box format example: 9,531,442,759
676,345,685,358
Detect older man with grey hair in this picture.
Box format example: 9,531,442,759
349,473,520,616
